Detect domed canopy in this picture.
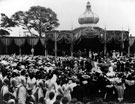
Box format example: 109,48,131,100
78,1,99,25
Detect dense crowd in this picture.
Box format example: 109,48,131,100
0,51,135,104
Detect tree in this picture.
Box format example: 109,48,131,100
0,13,17,28
0,13,17,36
11,6,60,37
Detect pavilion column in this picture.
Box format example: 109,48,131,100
44,33,47,56
5,38,8,54
70,33,74,57
104,27,107,56
121,30,124,56
128,34,132,57
54,32,58,58
128,45,130,57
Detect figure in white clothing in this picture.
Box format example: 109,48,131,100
112,50,116,59
16,78,27,104
62,80,73,102
45,74,56,99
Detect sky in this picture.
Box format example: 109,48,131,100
0,0,135,36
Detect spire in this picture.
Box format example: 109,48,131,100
87,1,91,8
78,1,99,25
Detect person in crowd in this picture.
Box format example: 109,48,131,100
0,52,135,104
16,76,27,104
0,78,9,104
45,91,55,104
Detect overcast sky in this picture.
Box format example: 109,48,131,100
0,0,135,36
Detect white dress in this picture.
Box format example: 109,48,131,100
62,84,72,102
45,79,56,99
17,85,27,104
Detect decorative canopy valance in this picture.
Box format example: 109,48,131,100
0,26,130,47
14,37,26,47
0,37,13,46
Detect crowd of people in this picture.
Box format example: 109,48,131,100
0,51,135,104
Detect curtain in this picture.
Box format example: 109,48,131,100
114,31,129,42
81,27,98,38
98,32,113,44
46,33,55,41
0,37,13,46
129,38,135,47
40,38,46,46
57,34,64,43
64,34,72,44
14,37,26,47
27,37,39,47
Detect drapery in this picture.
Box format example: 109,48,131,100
40,38,46,46
57,31,72,44
0,37,13,46
98,32,114,44
46,32,55,41
14,37,26,47
129,38,135,47
81,27,98,38
27,37,39,47
57,34,64,43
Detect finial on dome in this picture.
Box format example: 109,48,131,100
86,1,91,9
78,1,99,25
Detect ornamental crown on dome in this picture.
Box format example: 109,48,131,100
78,1,99,25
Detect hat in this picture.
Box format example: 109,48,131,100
82,75,90,79
8,99,15,104
19,65,25,69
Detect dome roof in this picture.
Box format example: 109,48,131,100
78,1,99,25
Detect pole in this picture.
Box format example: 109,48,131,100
44,33,47,56
70,33,74,57
54,32,57,59
19,28,21,55
128,27,130,57
5,37,7,54
104,26,107,56
121,28,124,56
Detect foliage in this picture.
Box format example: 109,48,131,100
11,6,60,37
0,13,17,27
0,13,17,36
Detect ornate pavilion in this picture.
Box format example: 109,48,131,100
0,1,133,56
